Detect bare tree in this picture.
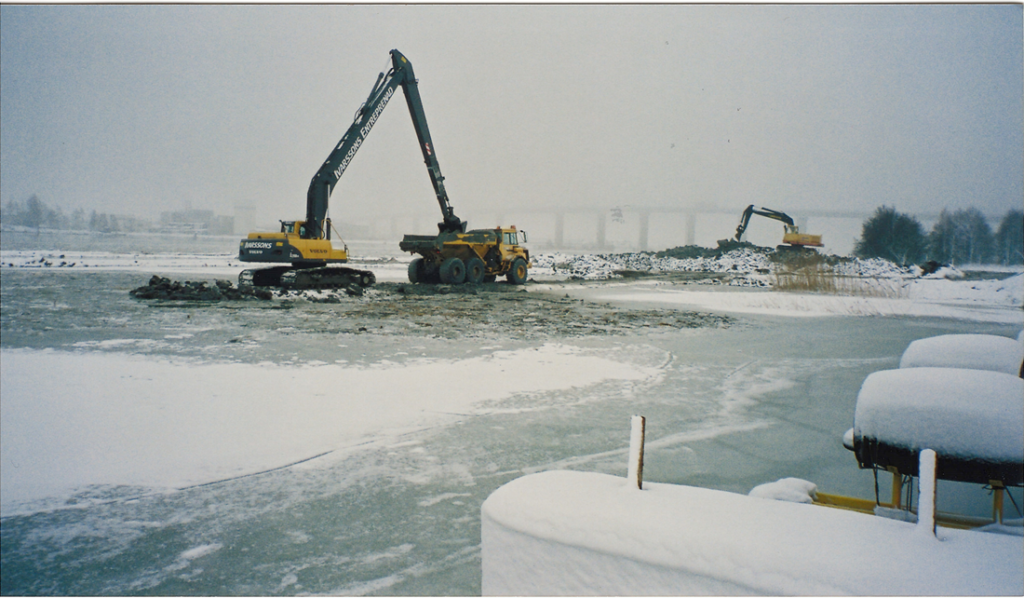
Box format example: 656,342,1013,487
25,195,45,232
928,208,995,265
995,209,1023,265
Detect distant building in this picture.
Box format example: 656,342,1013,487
234,206,257,236
160,209,234,235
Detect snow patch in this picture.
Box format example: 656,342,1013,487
1,345,662,515
748,477,817,504
165,543,222,571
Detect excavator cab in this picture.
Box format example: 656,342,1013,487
275,219,337,240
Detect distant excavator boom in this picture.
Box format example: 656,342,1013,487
733,204,823,248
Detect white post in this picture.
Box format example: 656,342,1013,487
917,449,937,537
627,415,646,490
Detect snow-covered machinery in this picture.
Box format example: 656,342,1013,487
823,333,1024,528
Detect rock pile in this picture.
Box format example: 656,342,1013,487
531,245,918,284
531,247,775,285
130,275,273,301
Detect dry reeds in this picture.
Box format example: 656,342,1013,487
772,252,908,298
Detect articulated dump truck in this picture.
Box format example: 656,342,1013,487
400,226,530,285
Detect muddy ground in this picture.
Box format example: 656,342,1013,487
143,280,734,341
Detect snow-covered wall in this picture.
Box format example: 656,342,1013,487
899,334,1024,375
481,470,1023,596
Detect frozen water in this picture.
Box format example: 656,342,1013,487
1,231,1022,595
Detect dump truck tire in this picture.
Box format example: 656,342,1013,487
465,257,486,284
507,257,528,285
439,257,466,284
408,258,424,283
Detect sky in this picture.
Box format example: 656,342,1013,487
1,4,1021,240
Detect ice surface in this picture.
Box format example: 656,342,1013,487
481,470,1024,596
899,333,1024,375
854,368,1024,462
0,344,660,513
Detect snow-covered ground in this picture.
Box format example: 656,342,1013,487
1,235,1022,595
564,277,1023,322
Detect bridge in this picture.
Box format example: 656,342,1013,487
368,205,984,255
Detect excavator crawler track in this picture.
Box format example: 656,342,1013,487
240,266,376,290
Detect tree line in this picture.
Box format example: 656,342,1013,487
854,206,1023,266
0,195,150,233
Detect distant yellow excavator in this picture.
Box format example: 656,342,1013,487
731,205,823,249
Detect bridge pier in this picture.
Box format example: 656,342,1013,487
597,212,607,250
554,211,564,248
638,209,650,251
685,212,696,246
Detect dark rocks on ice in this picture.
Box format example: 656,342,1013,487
130,275,272,301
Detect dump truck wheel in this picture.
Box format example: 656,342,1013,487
465,257,485,284
507,258,528,285
408,258,424,283
439,257,466,284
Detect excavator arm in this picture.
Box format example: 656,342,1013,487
732,204,823,248
734,205,796,241
303,49,464,241
394,51,465,234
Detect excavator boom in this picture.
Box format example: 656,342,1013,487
305,49,463,240
732,204,823,248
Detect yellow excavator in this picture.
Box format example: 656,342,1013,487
729,205,823,250
238,49,447,289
